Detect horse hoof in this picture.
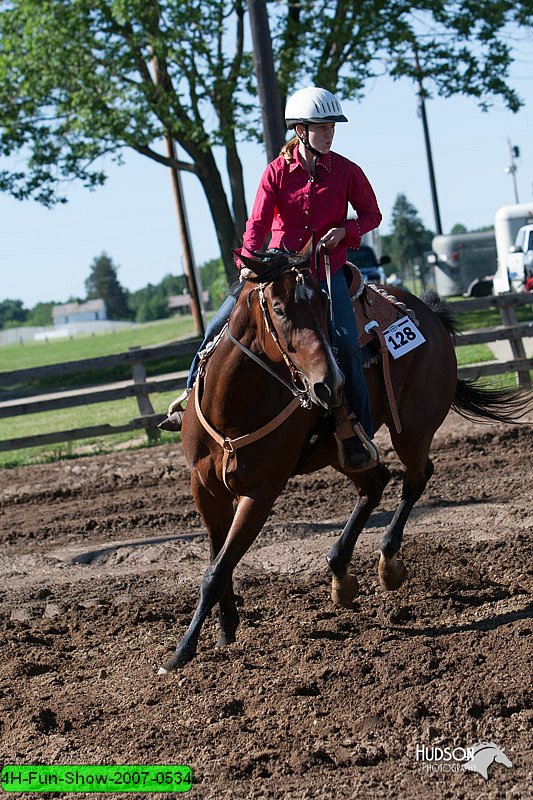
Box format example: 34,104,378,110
216,632,236,648
378,554,407,591
331,573,359,607
158,642,196,673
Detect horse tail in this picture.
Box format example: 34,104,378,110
421,289,460,340
420,290,532,424
453,377,531,424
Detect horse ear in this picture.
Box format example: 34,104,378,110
233,248,267,273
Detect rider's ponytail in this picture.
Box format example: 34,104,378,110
280,136,299,163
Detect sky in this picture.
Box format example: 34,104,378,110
1,42,532,309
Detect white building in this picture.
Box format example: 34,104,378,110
52,299,107,325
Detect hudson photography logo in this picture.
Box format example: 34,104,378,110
415,741,513,779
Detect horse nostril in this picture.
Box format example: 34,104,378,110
313,382,332,406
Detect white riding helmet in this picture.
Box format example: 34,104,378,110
285,87,348,129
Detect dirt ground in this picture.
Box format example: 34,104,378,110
0,412,531,800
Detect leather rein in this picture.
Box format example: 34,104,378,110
193,267,316,492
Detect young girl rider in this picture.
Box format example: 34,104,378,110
161,86,382,471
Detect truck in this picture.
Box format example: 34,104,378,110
493,203,533,293
430,231,497,297
507,223,533,285
346,230,390,284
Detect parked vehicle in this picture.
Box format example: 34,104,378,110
430,231,497,297
506,223,533,289
494,203,533,293
346,244,390,284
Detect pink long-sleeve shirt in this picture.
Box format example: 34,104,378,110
242,148,382,280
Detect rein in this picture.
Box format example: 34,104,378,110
193,266,317,493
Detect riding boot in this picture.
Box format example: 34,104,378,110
158,389,191,432
333,403,378,471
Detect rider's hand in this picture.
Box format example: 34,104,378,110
320,227,346,249
239,267,255,282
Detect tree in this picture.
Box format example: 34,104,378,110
0,1,530,283
389,194,434,278
128,273,187,322
450,223,468,234
0,299,27,329
26,302,54,326
85,252,131,320
199,258,229,307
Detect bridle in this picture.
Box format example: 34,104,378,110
193,263,322,492
227,266,315,410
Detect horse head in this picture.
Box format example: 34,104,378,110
234,248,344,411
463,743,513,779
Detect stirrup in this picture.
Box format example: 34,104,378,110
333,406,379,464
167,388,191,416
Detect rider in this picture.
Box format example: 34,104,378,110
161,86,382,471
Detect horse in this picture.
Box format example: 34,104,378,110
159,249,529,672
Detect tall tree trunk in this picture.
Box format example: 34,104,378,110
225,137,248,243
194,148,240,283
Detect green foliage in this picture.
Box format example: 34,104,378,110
388,194,434,277
85,252,131,320
0,298,27,328
128,273,187,322
450,223,468,234
25,301,54,326
199,258,229,306
271,1,531,112
0,0,530,282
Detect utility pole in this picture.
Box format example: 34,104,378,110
505,139,520,204
151,54,205,337
164,134,205,337
247,0,286,162
414,41,443,235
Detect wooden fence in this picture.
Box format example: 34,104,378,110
0,292,532,453
0,339,200,453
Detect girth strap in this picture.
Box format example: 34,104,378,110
365,321,402,434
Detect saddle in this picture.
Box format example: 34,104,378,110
343,262,412,348
343,263,419,435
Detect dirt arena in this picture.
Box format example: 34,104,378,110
0,412,531,799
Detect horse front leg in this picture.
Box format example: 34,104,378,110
327,463,391,607
378,458,434,590
190,477,241,649
159,494,275,672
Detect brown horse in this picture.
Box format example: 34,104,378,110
160,250,528,672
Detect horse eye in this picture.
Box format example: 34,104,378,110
272,305,286,318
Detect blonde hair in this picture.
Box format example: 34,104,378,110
280,136,299,163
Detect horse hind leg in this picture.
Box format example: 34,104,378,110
378,456,434,591
328,463,391,607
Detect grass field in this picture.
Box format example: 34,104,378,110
0,316,198,372
0,302,530,469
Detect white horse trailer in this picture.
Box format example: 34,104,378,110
431,231,497,297
494,203,533,293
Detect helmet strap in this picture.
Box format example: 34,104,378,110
295,125,322,182
295,126,323,159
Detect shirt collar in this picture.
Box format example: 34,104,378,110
289,149,333,173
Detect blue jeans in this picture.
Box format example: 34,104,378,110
321,270,373,438
186,288,240,390
186,272,373,438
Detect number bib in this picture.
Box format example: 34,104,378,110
383,315,426,359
